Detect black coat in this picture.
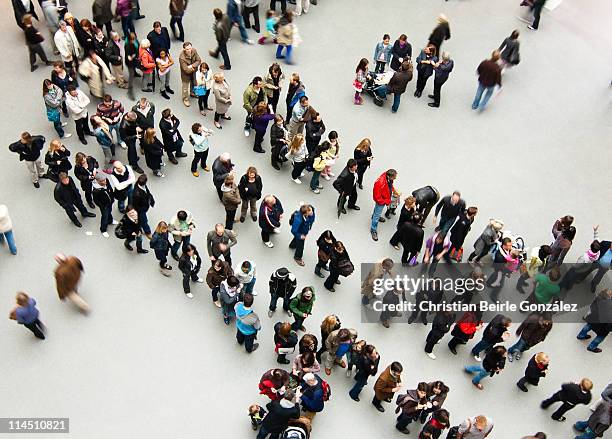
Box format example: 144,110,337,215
179,247,202,275
159,116,183,152
141,138,164,170
54,177,83,208
261,400,300,434
482,314,508,344
132,103,156,130
429,311,455,338
269,271,296,298
212,157,234,188
92,185,114,209
74,157,99,191
147,28,171,58
9,136,45,162
482,349,506,375
396,206,416,229
333,166,357,194
390,39,412,71
270,124,287,148
353,147,372,172
558,383,592,406
12,0,38,27
132,184,155,212
238,174,263,200
45,149,72,176
354,354,380,382
305,119,325,147
523,355,547,385
449,211,473,248
428,23,451,50
120,214,143,237
399,222,424,254
105,40,123,66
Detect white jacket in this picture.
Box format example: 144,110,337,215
54,27,81,62
0,205,12,233
65,89,91,120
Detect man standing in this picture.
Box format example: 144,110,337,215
212,153,235,200
54,172,96,227
209,8,232,70
374,60,413,113
105,32,128,89
9,132,47,188
91,173,115,238
243,76,268,137
97,94,126,148
169,0,188,41
119,111,145,174
289,204,315,266
428,52,454,108
65,86,93,145
333,159,360,218
92,0,113,37
288,96,310,141
178,42,201,107
433,190,465,233
54,20,81,72
372,361,403,412
472,51,502,111
235,292,261,353
370,169,397,241
305,112,325,154
206,223,238,267
147,21,171,59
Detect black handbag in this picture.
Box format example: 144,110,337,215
114,219,127,239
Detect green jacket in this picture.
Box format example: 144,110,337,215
243,84,267,113
289,291,315,317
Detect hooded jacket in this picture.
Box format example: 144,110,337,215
235,302,261,335
269,269,296,298
289,290,315,317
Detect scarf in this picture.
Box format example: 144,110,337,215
430,419,444,430
585,249,600,262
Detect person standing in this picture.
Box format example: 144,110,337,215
73,152,98,209
238,167,263,222
373,34,392,73
289,204,315,266
138,39,156,92
353,138,373,190
243,0,261,33
498,30,521,71
91,173,115,238
221,175,241,231
349,344,380,402
169,0,188,41
159,109,186,164
428,52,454,108
0,205,17,255
150,221,172,276
179,42,201,107
464,345,507,390
289,287,315,331
209,8,232,71
65,86,93,145
206,259,233,307
259,195,284,248
43,79,71,139
236,292,261,352
54,172,96,227
236,260,257,295
242,77,268,137
541,378,593,421
9,132,47,188
206,223,238,267
44,139,72,183
147,21,171,59
54,20,82,72
155,50,175,100
124,32,138,100
370,169,397,241
212,73,233,129
455,415,494,439
92,0,113,36
373,60,413,113
168,210,196,260
270,115,289,170
414,45,438,98
577,289,612,354
252,103,275,153
264,63,285,113
96,94,125,149
472,51,502,111
195,63,214,115
323,241,353,292
305,112,325,155
267,267,296,317
285,72,305,122
428,14,451,57
333,159,360,218
10,292,46,340
131,174,155,237
119,206,148,254
178,244,203,298
517,352,549,392
108,161,136,213
286,133,308,184
433,190,466,233
390,34,412,72
372,361,403,412
54,253,90,313
256,390,301,439
446,206,477,262
188,123,213,177
140,128,165,178
11,0,38,29
212,153,234,199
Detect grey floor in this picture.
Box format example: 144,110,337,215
1,0,611,438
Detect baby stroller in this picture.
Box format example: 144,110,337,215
490,230,527,262
363,71,395,104
281,417,311,439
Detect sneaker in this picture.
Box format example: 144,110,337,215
268,309,275,318
264,241,274,248
120,141,128,149
186,293,194,299
61,122,68,127
204,166,210,172
292,178,302,184
426,352,436,360
62,133,72,139
323,175,331,181
371,231,378,241
214,300,221,308
473,355,482,362
507,353,514,362
346,369,352,377
244,39,255,45
195,277,204,283
102,232,110,238
300,171,306,177
112,220,119,225
294,258,305,266
244,128,251,137
515,352,522,361
527,25,536,30
252,291,258,296
312,188,320,194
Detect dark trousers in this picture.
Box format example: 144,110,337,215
182,270,200,294
416,72,432,93
542,391,575,419
372,396,384,409
170,15,185,41
396,413,417,430
269,94,279,113
62,201,88,223
242,5,260,32
198,90,211,111
24,319,45,339
291,315,305,331
269,293,290,311
191,150,209,172
324,268,340,289
389,229,401,246
254,129,265,151
27,43,48,67
338,189,358,210
375,61,386,73
433,79,447,106
349,376,368,399
225,209,236,230
211,286,220,302
289,237,305,259
291,161,307,180
121,15,135,37
137,209,151,235
256,425,279,439
95,21,113,37
212,40,231,69
236,329,256,352
154,249,168,266
271,144,281,168
532,4,543,29
82,181,93,206
99,204,113,232
75,117,92,141
471,338,494,356
356,167,367,186
214,112,223,122
171,236,191,257
401,250,417,265
270,0,287,12
126,138,139,167
425,330,445,353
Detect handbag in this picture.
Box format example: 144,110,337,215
193,84,207,97
408,255,418,266
114,220,127,239
317,249,330,263
46,107,60,123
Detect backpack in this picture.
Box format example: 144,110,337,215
321,379,331,401
336,258,355,277
395,392,418,414
289,210,298,226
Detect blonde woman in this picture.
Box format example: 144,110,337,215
316,314,342,361
44,139,72,182
150,221,172,276
286,133,307,184
353,138,373,189
212,73,232,129
320,131,340,181
140,128,165,177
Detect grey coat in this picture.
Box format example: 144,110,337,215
473,225,500,255
213,80,232,114
587,401,612,437
92,0,113,24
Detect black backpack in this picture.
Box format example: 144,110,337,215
289,210,298,226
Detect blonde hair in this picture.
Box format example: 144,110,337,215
321,315,339,335
355,138,371,151
49,139,62,153
288,134,304,154
213,73,224,83
535,352,548,364
16,292,29,306
140,38,151,49
580,378,593,391
154,221,168,234
404,196,416,208
144,128,156,144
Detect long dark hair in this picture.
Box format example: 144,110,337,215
42,79,53,96
356,58,369,73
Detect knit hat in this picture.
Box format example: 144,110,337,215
276,267,289,278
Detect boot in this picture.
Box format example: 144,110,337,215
277,354,290,364
136,241,149,254
314,266,325,278
165,87,175,94
124,240,133,251
160,90,170,100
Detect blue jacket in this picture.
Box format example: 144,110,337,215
300,375,325,412
374,42,392,64
291,208,315,238
235,302,261,335
15,298,40,325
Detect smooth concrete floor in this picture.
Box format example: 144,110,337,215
1,0,611,438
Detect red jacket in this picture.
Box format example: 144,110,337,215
373,172,393,205
138,47,156,74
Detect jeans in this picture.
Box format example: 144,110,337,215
137,209,151,235
269,293,290,312
291,315,305,332
171,236,191,257
375,85,402,112
109,122,122,143
121,15,135,37
53,120,65,137
214,40,231,69
170,15,185,40
471,338,494,356
578,324,607,350
116,187,133,213
508,337,529,355
154,249,168,266
349,376,368,399
236,329,257,352
99,205,113,233
396,412,417,430
371,203,385,233
276,44,293,63
242,278,256,295
465,365,489,384
472,83,495,110
0,230,17,254
291,161,307,180
289,237,305,259
574,421,596,439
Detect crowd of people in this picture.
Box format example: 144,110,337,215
5,1,611,439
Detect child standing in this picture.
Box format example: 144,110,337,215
259,10,278,45
373,34,392,73
247,404,267,430
353,58,369,105
321,133,340,180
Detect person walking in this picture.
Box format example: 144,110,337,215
206,223,238,267
519,0,548,31
428,52,454,108
267,267,296,317
0,205,18,255
428,14,451,57
168,210,196,260
448,309,484,355
516,352,549,392
78,50,115,100
124,32,139,100
179,42,201,107
54,253,90,313
433,190,466,234
275,11,295,64
508,312,553,361
9,132,47,188
498,30,521,71
349,344,380,402
464,345,507,390
373,60,413,113
424,310,455,360
116,0,135,38
10,292,46,340
468,219,503,264
236,292,261,352
178,244,203,298
370,169,397,241
188,123,212,177
541,378,593,421
227,0,254,44
333,159,360,218
242,0,262,33
289,204,315,266
238,167,263,222
472,51,502,111
169,0,188,41
573,399,612,439
159,109,186,164
414,45,438,99
372,361,403,412
323,241,353,292
22,14,51,72
150,221,173,276
259,195,284,247
212,73,233,129
221,175,242,230
209,8,232,70
91,173,115,238
577,289,612,354
54,172,96,227
471,314,511,360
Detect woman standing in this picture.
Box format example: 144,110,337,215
274,322,298,364
124,32,139,100
270,114,289,170
315,314,341,362
43,79,71,139
414,45,438,98
390,34,412,72
324,241,352,292
264,63,285,113
140,128,165,177
150,221,172,276
138,39,156,92
315,230,336,278
498,30,521,71
548,226,576,268
353,138,373,190
221,174,241,230
189,123,213,176
156,49,174,99
159,108,185,165
9,292,46,340
397,213,425,265
78,50,115,99
252,102,275,153
44,140,72,182
309,140,331,194
119,206,148,254
238,167,263,222
212,73,232,129
51,62,77,117
286,133,307,184
74,152,99,209
22,14,50,72
195,62,213,115
90,115,115,173
179,244,204,299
